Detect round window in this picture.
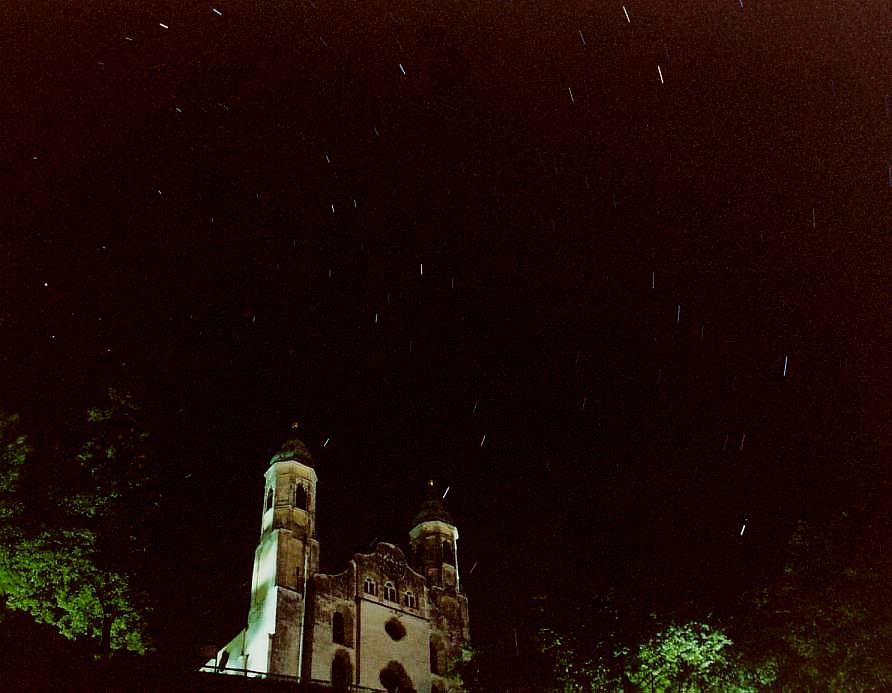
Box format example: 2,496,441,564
385,617,406,641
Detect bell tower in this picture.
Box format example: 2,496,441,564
244,433,319,678
409,480,461,591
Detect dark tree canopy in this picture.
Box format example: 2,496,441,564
0,389,159,655
738,513,892,690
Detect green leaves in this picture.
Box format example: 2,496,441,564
0,390,155,656
627,622,764,692
0,529,147,653
529,593,632,692
538,624,616,691
0,412,30,522
66,388,151,524
527,589,772,693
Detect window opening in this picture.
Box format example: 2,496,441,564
363,577,377,595
379,661,412,693
294,483,307,510
332,611,345,645
331,651,351,692
430,639,442,674
385,618,406,641
265,488,274,511
384,581,397,602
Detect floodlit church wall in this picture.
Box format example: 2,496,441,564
358,598,431,693
309,569,357,683
250,533,277,604
268,588,302,677
429,590,470,647
245,534,278,672
244,623,270,675
276,531,308,591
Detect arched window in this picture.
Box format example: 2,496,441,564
363,577,377,595
379,661,413,693
265,488,274,511
332,612,345,645
403,591,416,609
384,581,397,602
430,639,441,674
294,484,307,510
442,540,454,565
331,650,352,692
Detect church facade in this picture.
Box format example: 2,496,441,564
204,437,470,692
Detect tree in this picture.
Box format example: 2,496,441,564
530,592,634,692
0,390,156,656
0,412,29,523
740,514,892,690
525,588,772,692
452,594,585,692
537,624,623,692
454,629,559,692
627,621,774,692
4,528,147,654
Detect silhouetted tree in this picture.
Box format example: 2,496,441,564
739,513,892,690
0,390,157,656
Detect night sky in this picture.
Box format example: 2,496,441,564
4,0,891,661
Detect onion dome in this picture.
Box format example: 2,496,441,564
412,480,453,525
269,437,314,467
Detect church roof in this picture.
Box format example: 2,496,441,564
412,482,453,526
412,498,453,526
269,437,314,467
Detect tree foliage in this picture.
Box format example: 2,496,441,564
627,621,774,692
514,590,771,692
466,507,892,692
4,529,147,653
0,412,29,523
0,390,156,655
537,626,623,692
741,514,892,690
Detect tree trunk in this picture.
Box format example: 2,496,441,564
100,614,113,662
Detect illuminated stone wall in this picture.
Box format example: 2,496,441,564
244,453,319,677
204,628,247,675
358,596,430,690
307,568,356,683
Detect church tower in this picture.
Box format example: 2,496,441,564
244,436,319,677
408,481,469,691
409,480,461,591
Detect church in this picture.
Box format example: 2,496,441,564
203,436,470,692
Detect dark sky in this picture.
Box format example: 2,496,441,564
3,0,890,658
